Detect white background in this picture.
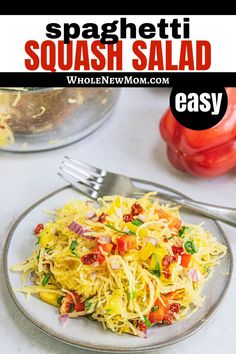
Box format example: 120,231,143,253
0,88,236,354
0,15,235,72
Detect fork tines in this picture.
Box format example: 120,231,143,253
58,156,105,198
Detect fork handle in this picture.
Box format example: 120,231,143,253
173,197,236,227
132,188,236,227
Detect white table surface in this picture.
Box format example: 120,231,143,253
0,88,235,354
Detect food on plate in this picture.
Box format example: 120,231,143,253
11,193,226,337
160,87,236,178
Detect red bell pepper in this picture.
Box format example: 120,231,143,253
148,295,169,323
60,292,85,313
160,88,236,178
93,243,113,264
181,254,191,268
117,235,137,253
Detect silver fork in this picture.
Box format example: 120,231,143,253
58,156,236,228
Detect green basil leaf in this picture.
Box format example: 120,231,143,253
149,253,161,277
35,237,40,245
86,314,96,321
143,316,151,328
70,240,78,252
85,299,92,311
184,240,197,254
128,230,136,235
128,290,136,300
42,272,51,287
69,240,80,257
57,295,64,306
151,305,159,312
178,226,190,238
131,219,144,226
36,250,40,262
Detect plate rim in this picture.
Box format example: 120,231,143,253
3,182,233,353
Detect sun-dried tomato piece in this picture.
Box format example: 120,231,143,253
169,303,180,314
163,311,175,325
81,252,99,265
162,255,177,279
123,213,133,222
162,255,177,267
172,246,184,255
163,302,180,324
162,269,171,279
98,212,106,223
34,223,44,235
131,202,144,216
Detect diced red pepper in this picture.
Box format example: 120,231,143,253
169,217,182,233
156,209,169,220
117,235,137,254
98,243,113,254
181,253,191,267
72,292,85,311
60,292,85,313
34,223,44,235
156,209,181,233
60,294,72,313
165,289,185,300
93,243,113,264
149,295,169,323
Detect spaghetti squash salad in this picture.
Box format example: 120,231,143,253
12,193,226,337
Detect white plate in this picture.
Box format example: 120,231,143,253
3,182,233,353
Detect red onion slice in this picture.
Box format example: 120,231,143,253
68,221,95,240
60,314,69,326
188,268,201,282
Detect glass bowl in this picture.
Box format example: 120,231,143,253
0,87,120,152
